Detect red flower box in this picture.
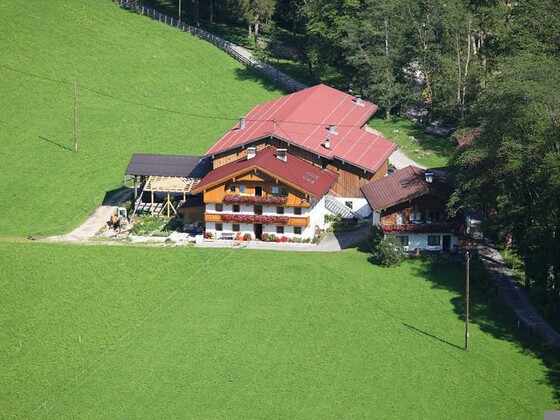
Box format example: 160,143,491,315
223,194,288,205
222,214,290,224
379,223,461,233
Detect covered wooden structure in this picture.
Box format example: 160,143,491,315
125,154,212,217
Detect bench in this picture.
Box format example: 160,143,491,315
220,232,235,240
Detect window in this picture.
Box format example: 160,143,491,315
294,207,302,215
238,185,246,194
271,186,280,195
281,187,288,196
232,224,240,232
276,206,284,214
294,227,302,235
276,226,284,234
216,223,223,231
396,212,404,225
233,204,240,213
395,235,409,246
345,201,353,209
254,205,263,215
215,204,223,212
428,235,441,246
229,185,236,192
410,212,422,222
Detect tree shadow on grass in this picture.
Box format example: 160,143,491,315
410,255,560,403
233,67,286,93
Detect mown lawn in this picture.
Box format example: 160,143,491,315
370,117,457,169
0,243,557,418
0,0,281,238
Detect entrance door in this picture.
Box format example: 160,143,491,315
254,224,263,240
255,186,263,196
442,235,451,252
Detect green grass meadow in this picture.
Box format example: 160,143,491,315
0,0,280,238
0,1,559,418
1,243,558,418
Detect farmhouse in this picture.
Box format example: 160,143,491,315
127,84,399,241
361,166,461,252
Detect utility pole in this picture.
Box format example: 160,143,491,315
73,81,78,153
178,0,182,21
465,251,470,350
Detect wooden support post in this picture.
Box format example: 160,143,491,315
465,251,470,350
151,191,154,215
73,81,78,152
167,193,170,218
133,176,138,203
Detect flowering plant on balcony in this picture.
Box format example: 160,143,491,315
222,214,290,224
380,223,461,233
223,194,288,205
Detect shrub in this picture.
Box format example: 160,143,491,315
372,239,404,267
371,225,384,252
204,232,214,239
243,233,253,241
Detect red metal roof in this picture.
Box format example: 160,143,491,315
204,84,397,173
193,147,338,198
360,166,453,210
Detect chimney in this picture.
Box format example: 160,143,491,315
239,116,246,130
355,95,363,106
324,137,331,149
328,124,338,134
247,146,257,160
277,148,287,162
424,172,434,183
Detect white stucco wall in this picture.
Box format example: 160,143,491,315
386,232,460,252
204,200,324,240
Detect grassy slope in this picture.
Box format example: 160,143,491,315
369,117,456,169
0,0,280,238
0,243,557,418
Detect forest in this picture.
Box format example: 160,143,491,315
148,0,560,321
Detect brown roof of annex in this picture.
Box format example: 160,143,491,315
360,166,453,211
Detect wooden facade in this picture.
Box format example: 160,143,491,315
380,195,448,226
210,137,388,198
201,170,311,208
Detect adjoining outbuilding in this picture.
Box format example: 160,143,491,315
361,165,462,252
125,153,212,220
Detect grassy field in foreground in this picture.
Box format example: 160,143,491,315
1,243,557,418
370,117,456,169
0,0,281,238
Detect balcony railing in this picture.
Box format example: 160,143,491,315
205,213,309,226
380,222,461,234
223,194,288,205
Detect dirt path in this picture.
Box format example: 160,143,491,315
42,188,133,243
476,244,560,348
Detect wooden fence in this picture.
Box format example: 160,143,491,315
114,0,307,93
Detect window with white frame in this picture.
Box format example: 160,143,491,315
238,185,247,194
233,205,240,213
215,204,223,212
271,186,280,195
276,206,284,214
294,227,302,235
276,226,284,234
428,235,441,246
216,223,223,231
232,224,240,232
294,207,302,215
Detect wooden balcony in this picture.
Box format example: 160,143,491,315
205,213,309,226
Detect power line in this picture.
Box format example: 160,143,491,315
0,64,371,129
